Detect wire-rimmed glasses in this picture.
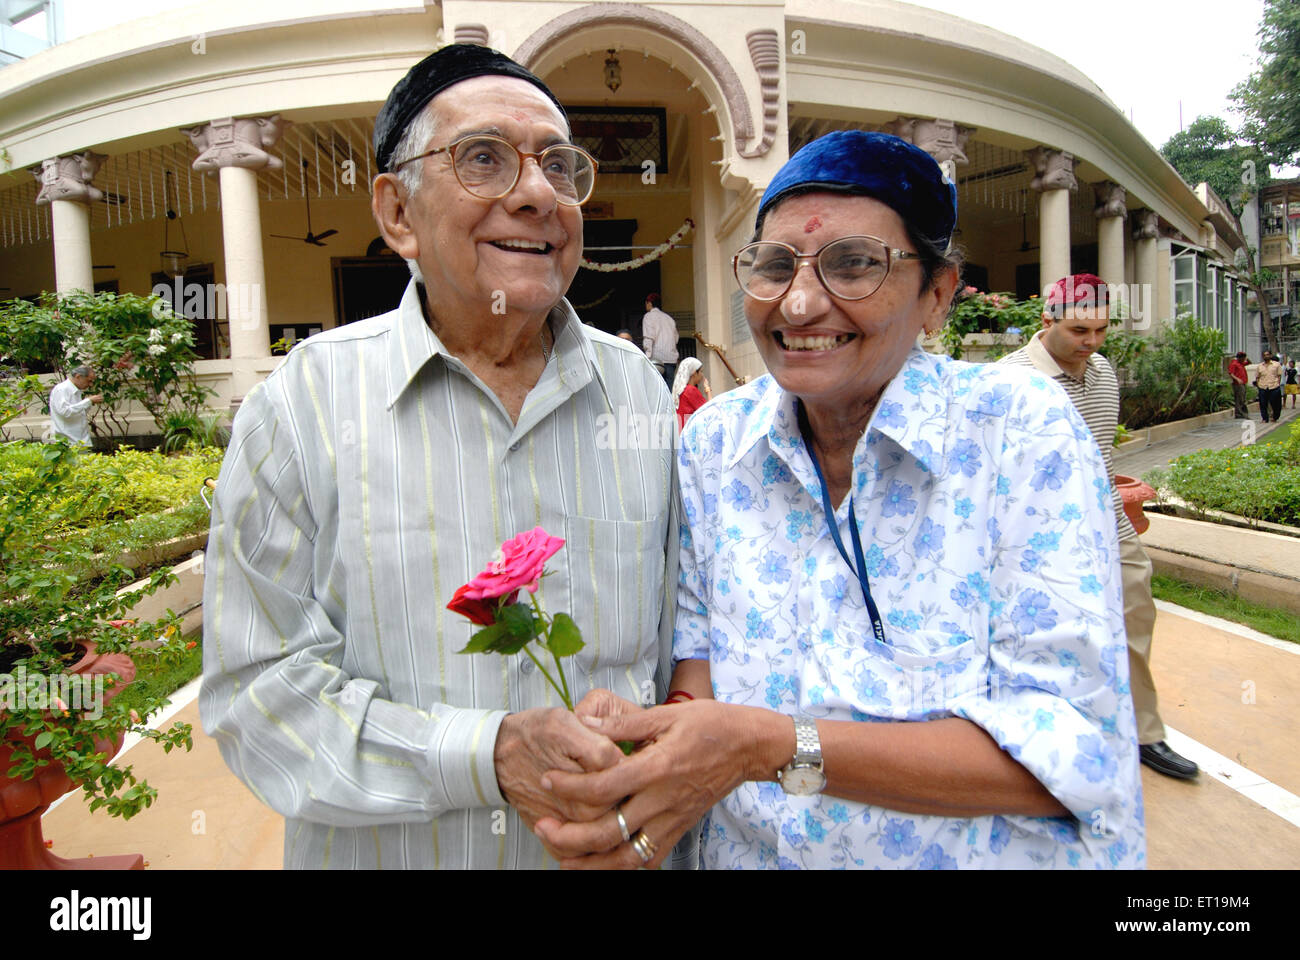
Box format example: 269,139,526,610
732,235,923,302
392,134,598,206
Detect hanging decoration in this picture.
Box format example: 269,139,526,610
580,218,694,272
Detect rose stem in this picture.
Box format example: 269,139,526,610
529,591,574,710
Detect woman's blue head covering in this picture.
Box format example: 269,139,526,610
757,130,958,248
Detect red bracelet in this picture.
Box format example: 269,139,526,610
664,689,696,704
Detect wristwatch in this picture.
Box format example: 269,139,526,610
777,717,825,796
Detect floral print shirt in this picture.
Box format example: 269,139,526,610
673,345,1145,869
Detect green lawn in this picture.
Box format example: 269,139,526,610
1151,574,1300,645
1259,415,1299,446
113,639,204,719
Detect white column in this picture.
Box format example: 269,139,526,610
32,153,105,295
182,116,287,401
1094,181,1127,291
1028,147,1077,294
51,199,93,294
219,165,271,399
1133,210,1160,335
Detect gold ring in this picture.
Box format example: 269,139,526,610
615,806,631,844
631,830,658,863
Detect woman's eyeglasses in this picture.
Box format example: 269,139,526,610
733,236,922,301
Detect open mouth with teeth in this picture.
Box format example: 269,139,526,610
774,331,856,352
489,239,554,255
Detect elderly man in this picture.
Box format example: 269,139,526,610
201,45,679,869
48,365,103,447
1000,275,1197,780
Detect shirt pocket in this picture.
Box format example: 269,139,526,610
556,514,668,673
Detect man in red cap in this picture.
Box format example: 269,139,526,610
1001,274,1198,780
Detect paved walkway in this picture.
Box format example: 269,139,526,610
1115,403,1300,479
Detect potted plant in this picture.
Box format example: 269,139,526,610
1,441,193,869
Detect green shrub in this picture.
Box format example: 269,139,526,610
1147,433,1300,525
1112,312,1230,429
940,289,1045,359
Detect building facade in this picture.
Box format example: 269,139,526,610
0,0,1254,435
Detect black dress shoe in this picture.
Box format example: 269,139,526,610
1140,741,1199,780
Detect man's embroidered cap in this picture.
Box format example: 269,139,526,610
756,130,957,248
374,43,566,173
1046,273,1108,313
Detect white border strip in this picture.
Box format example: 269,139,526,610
42,676,203,818
1164,726,1300,830
1154,598,1300,656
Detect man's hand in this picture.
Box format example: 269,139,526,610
574,688,643,722
493,707,626,848
89,394,104,404
534,700,779,869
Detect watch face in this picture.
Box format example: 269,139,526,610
781,766,826,796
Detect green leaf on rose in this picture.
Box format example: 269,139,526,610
546,613,584,658
458,623,508,654
499,602,539,640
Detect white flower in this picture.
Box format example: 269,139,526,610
147,343,166,357
147,328,163,343
170,332,184,344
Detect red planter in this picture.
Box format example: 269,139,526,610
1115,474,1157,536
0,644,143,870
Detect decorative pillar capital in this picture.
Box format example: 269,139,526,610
1132,209,1159,240
454,24,490,45
884,117,973,181
30,152,107,205
181,115,288,172
1093,181,1127,219
1027,146,1078,192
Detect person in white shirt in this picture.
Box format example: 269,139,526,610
48,366,103,447
641,293,679,387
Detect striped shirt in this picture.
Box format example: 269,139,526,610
999,331,1136,541
201,281,679,869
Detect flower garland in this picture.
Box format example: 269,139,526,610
580,218,694,272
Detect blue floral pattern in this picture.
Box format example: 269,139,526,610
674,345,1144,869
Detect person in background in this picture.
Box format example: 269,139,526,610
1000,274,1198,781
1229,351,1249,419
1255,350,1283,423
671,356,711,430
642,293,679,387
47,365,104,447
1285,359,1297,410
616,329,635,343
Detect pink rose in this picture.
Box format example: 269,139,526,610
457,527,566,603
963,285,978,295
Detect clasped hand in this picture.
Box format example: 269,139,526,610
531,693,758,869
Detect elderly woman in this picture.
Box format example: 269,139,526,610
536,130,1144,870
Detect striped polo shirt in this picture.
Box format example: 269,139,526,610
999,331,1136,541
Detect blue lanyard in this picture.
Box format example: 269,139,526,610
797,402,888,645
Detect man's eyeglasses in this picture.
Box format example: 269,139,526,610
732,236,923,302
392,134,598,206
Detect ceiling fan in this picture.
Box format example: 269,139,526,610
271,160,338,247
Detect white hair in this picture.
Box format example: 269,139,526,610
388,104,439,283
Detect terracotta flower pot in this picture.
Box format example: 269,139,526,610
1115,474,1157,536
0,643,143,870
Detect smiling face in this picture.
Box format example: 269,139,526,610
744,193,953,417
398,75,582,323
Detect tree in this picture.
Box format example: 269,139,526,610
1232,0,1300,168
1159,116,1269,211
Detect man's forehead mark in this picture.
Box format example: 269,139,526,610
803,216,822,234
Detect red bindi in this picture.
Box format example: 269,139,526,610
803,216,822,233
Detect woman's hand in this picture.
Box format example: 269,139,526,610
701,378,712,400
532,701,791,869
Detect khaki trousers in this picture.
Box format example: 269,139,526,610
1120,535,1164,744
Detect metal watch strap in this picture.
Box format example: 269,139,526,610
790,717,821,768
